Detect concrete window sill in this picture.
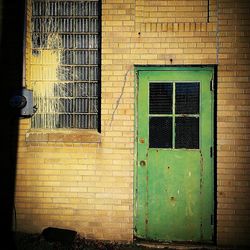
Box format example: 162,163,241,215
25,129,101,143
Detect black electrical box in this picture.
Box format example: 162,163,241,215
10,88,35,117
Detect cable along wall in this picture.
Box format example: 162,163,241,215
29,0,100,129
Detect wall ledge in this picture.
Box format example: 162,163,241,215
25,129,101,143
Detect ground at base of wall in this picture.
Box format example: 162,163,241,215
13,232,248,250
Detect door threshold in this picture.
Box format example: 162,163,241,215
135,240,216,250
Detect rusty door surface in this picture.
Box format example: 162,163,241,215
135,67,214,242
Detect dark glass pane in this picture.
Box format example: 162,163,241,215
58,114,74,128
176,82,199,114
149,117,172,148
150,83,173,114
175,117,199,149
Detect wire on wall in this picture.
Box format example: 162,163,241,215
216,0,220,65
207,0,210,23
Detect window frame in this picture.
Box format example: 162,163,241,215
148,81,200,149
25,0,102,133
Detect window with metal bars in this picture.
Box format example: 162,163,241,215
28,0,101,130
149,82,200,149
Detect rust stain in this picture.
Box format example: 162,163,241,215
145,179,149,234
170,196,177,207
186,193,194,217
145,149,149,235
139,138,145,144
199,150,205,240
199,150,204,195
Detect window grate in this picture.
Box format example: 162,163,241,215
30,0,100,129
150,82,173,114
149,82,200,149
149,117,173,148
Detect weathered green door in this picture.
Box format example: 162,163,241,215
135,67,214,242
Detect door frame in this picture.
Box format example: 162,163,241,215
133,65,217,243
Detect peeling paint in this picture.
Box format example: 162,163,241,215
199,150,204,194
199,149,204,240
186,193,194,217
170,196,176,207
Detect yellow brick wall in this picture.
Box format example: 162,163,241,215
216,0,250,246
14,0,250,246
136,0,217,23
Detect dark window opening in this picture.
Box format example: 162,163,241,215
175,117,199,149
150,82,172,114
149,117,173,148
176,82,199,115
149,82,200,149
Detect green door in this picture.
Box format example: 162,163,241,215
135,67,214,242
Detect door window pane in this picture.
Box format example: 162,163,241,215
150,83,172,114
175,117,199,149
149,117,172,148
176,83,199,114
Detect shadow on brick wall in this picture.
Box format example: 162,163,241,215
0,0,25,248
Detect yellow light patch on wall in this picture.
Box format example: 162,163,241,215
25,0,64,129
30,50,60,81
29,45,64,128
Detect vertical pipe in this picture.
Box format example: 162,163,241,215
216,0,220,65
207,0,210,23
97,0,102,132
22,0,28,87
